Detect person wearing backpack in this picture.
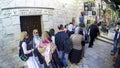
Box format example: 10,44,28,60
55,24,72,68
19,31,40,68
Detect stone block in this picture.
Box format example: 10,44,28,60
15,0,26,7
41,0,49,7
4,24,20,35
34,0,40,7
5,27,14,35
42,15,49,22
2,17,12,27
3,0,15,8
11,16,20,25
26,0,34,7
0,26,2,33
0,19,2,23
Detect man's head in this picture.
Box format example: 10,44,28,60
116,18,120,28
58,24,64,30
117,18,120,25
94,21,97,25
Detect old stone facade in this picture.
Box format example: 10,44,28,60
0,0,84,67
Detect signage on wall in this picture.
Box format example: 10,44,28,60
84,11,88,16
2,8,54,17
92,11,96,15
88,11,92,16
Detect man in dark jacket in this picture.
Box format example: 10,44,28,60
55,24,72,68
88,21,100,48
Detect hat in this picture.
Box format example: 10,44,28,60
117,18,120,25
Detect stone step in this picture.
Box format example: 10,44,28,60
97,36,114,45
99,35,113,41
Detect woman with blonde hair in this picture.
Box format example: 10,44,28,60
38,31,56,68
41,31,52,64
19,31,40,68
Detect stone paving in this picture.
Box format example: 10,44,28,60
68,39,114,68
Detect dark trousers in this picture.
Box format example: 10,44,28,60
115,55,120,68
34,48,44,64
67,31,74,37
81,41,85,57
34,49,50,68
89,35,96,47
44,50,63,68
52,50,63,68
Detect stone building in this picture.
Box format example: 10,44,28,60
0,0,84,67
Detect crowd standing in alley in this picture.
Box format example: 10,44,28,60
18,19,107,68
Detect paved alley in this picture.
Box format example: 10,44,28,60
68,39,114,68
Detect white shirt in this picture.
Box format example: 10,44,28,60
51,36,55,44
22,42,32,54
75,26,80,33
75,26,86,35
68,24,74,31
113,26,120,39
33,36,41,47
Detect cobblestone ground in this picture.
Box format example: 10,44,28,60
68,39,114,68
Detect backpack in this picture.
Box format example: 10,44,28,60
63,33,73,54
19,41,29,62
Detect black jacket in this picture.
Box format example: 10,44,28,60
89,24,99,37
55,31,72,53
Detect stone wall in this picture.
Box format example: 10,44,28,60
0,16,25,68
48,0,84,32
0,0,84,67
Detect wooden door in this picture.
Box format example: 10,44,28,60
20,16,41,40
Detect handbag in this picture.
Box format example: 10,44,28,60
19,54,29,62
18,40,30,62
50,42,56,53
38,45,46,53
81,41,85,46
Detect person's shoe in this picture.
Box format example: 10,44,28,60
75,63,78,65
112,56,116,62
88,46,93,48
111,50,114,52
40,64,44,68
111,53,115,56
113,64,115,67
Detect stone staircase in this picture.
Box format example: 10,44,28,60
97,35,114,45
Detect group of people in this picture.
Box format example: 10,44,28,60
19,20,100,68
111,18,120,68
19,29,58,68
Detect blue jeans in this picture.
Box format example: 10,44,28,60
85,33,89,43
59,51,68,68
113,39,118,54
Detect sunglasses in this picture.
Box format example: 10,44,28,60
35,32,38,34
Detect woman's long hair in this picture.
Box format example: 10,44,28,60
58,24,64,30
20,31,27,41
41,31,50,42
